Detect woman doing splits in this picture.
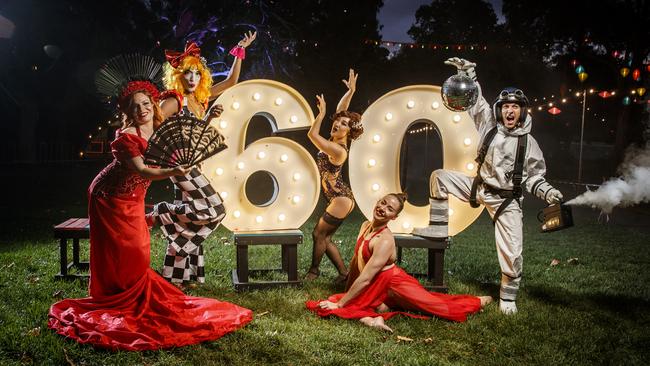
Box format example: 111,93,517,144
305,69,364,284
306,193,492,332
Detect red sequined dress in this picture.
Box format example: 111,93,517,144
306,225,481,322
48,129,252,351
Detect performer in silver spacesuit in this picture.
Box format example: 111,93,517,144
413,58,563,315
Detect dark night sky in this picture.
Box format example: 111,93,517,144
378,0,504,42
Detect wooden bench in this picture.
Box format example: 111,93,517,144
395,234,450,292
231,230,303,291
53,218,90,280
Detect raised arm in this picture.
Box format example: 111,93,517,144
307,94,347,164
445,57,494,133
209,31,257,99
336,68,357,113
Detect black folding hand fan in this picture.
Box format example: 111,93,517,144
144,115,227,168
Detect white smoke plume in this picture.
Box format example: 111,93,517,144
565,144,650,213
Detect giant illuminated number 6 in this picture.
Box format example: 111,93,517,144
203,80,320,231
349,85,484,235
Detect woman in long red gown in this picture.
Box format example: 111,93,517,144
306,193,492,332
48,81,253,351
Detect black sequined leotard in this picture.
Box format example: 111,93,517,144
316,144,355,203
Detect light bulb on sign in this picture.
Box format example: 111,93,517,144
368,159,376,167
406,100,415,109
220,191,228,199
216,168,224,176
256,216,263,223
280,154,288,162
453,115,461,123
463,138,471,146
449,208,454,216
371,183,380,191
278,213,286,222
257,151,266,159
292,195,301,204
252,92,261,101
431,101,440,109
385,112,393,121
232,101,240,110
466,163,475,171
290,115,298,123
402,222,411,229
372,134,381,143
219,120,228,129
237,162,245,170
292,172,301,181
275,97,283,106
233,210,241,218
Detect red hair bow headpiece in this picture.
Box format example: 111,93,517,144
164,42,201,69
118,80,160,108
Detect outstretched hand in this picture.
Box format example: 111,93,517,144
238,31,257,48
342,68,358,92
315,94,326,120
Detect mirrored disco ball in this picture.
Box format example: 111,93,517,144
441,74,479,112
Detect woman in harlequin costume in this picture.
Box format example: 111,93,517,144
48,55,253,351
151,31,256,286
306,193,492,332
305,69,364,284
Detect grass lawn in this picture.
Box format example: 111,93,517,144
0,163,648,365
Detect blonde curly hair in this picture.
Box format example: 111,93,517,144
163,56,213,104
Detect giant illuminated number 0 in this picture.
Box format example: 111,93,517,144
203,80,320,231
204,81,483,235
349,85,483,235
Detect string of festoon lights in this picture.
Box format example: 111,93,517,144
363,39,490,51
526,86,648,117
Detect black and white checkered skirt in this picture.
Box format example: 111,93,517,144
152,168,225,284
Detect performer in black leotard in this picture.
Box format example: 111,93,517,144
306,69,364,284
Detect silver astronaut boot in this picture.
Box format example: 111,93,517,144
411,198,449,239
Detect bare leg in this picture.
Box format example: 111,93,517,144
360,316,393,333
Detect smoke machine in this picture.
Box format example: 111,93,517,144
538,203,574,233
